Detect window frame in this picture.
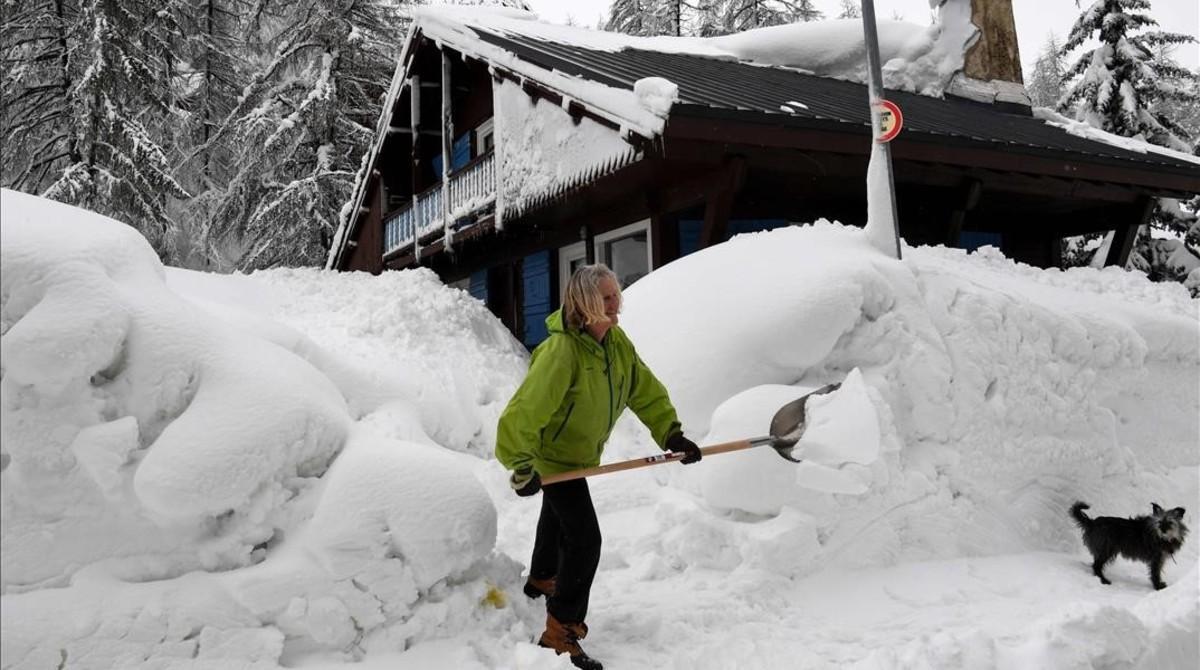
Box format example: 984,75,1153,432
593,219,652,288
557,241,587,302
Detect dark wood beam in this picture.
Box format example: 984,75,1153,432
648,192,679,269
388,126,442,137
946,178,983,246
701,188,735,248
665,137,1146,204
700,157,746,248
665,117,1200,196
1105,196,1154,267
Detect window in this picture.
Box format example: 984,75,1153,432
558,241,587,301
475,118,495,157
594,220,651,289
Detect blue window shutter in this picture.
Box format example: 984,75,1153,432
469,270,488,304
451,134,471,171
522,251,552,349
432,154,443,179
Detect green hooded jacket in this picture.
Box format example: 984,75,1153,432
496,309,682,476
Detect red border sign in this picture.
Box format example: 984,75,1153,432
877,99,903,143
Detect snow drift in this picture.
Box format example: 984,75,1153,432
0,190,506,667
2,189,1197,669
622,223,1197,566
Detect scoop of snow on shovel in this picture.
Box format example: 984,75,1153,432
792,368,881,494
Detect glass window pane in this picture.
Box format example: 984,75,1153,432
603,231,648,288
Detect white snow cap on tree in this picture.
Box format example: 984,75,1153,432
1058,0,1199,153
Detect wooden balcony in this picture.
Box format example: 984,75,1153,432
383,152,496,255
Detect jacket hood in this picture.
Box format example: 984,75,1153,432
545,308,611,359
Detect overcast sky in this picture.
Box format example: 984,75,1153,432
521,0,1200,70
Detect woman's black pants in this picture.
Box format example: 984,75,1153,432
529,478,601,624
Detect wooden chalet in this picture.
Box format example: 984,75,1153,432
328,5,1200,349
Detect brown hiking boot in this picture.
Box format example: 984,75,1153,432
523,576,556,599
538,614,602,670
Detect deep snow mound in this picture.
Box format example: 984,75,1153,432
2,190,349,589
0,191,502,667
621,222,1199,570
245,266,529,457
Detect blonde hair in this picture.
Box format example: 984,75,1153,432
563,264,621,329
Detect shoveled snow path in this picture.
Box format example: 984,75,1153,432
483,466,1198,670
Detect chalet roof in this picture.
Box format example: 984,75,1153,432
327,8,1199,270
469,29,1200,179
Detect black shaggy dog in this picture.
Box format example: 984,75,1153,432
1071,501,1188,590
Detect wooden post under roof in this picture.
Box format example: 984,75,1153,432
946,178,983,247
441,49,454,251
699,156,747,249
1104,196,1154,267
410,74,422,261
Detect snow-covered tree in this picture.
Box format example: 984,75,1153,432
41,0,191,256
1026,34,1068,108
605,0,692,37
169,0,250,267
653,0,687,36
836,0,860,20
1058,0,1198,151
693,0,726,36
1057,0,1200,279
723,0,821,33
605,0,654,35
1145,45,1200,145
1,0,80,194
207,0,402,269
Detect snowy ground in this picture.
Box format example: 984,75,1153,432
2,189,1197,669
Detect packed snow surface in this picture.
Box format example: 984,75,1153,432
3,190,1198,669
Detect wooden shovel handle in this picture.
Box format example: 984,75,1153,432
540,438,757,485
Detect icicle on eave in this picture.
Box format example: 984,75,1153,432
499,146,643,224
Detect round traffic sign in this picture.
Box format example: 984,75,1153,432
877,99,903,143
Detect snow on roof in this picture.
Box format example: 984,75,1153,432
417,6,700,139
1033,107,1200,168
420,4,977,101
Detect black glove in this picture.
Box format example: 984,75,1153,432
511,467,542,497
666,432,702,464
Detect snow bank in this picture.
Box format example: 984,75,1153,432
2,190,347,588
165,264,528,459
5,189,1198,669
1,190,503,667
621,222,1199,567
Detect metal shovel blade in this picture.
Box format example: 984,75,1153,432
767,383,842,462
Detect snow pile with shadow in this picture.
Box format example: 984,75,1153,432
618,220,1197,607
0,190,509,668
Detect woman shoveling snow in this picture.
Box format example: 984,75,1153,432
495,264,703,670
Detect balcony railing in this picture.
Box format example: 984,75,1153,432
384,152,495,256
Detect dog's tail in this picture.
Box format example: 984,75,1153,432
1070,501,1091,528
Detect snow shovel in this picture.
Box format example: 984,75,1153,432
541,383,841,485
